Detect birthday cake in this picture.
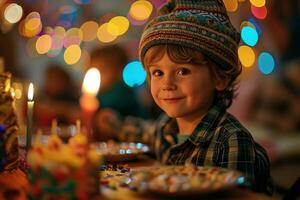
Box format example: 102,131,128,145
27,130,102,199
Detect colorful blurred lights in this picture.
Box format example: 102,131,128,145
109,16,129,36
36,34,52,54
238,46,255,67
4,3,23,24
223,0,238,12
64,45,81,65
250,0,266,7
241,26,258,46
258,52,275,75
251,5,267,19
129,0,153,21
123,61,146,87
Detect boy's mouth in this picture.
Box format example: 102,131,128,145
162,97,184,103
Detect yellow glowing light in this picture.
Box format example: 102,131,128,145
23,12,42,37
28,83,34,101
25,12,41,30
129,0,153,21
4,3,23,24
82,68,101,96
250,0,266,7
223,0,238,12
36,34,52,54
109,16,129,36
106,21,119,36
64,45,81,65
97,23,117,43
238,45,256,67
80,21,99,42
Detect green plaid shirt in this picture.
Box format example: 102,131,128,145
118,101,273,195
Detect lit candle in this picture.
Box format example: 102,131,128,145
79,68,100,142
26,82,34,150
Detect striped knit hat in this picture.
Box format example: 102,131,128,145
139,0,240,70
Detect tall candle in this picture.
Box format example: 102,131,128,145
80,68,101,143
26,82,34,150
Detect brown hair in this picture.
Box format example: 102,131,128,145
142,44,242,108
90,44,129,70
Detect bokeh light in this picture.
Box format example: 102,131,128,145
129,0,153,21
80,21,98,41
223,0,238,12
251,5,267,19
23,12,42,37
238,45,255,67
258,52,275,75
241,26,259,46
4,3,23,24
123,61,147,87
64,45,81,65
97,23,117,43
250,0,266,7
127,13,149,26
58,5,77,29
36,34,52,54
108,16,130,36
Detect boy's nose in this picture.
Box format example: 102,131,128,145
161,76,177,90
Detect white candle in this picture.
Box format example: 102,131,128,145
26,82,34,150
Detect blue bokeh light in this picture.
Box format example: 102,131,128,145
258,52,275,75
241,26,259,46
123,61,147,87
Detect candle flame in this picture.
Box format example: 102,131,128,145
27,82,34,101
82,68,101,96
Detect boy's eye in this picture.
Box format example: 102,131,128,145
151,70,163,77
177,68,190,76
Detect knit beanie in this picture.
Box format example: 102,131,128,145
139,0,240,70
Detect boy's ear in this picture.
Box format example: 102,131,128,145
215,74,230,91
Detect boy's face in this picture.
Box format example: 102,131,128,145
148,53,220,121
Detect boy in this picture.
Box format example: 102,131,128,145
97,0,273,195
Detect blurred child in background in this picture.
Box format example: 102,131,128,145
34,63,80,128
89,44,149,141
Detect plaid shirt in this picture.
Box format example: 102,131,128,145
118,101,273,195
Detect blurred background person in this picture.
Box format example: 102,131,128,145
33,62,80,129
88,44,150,141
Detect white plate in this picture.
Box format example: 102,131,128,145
127,165,246,197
